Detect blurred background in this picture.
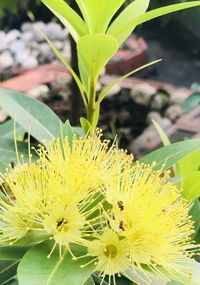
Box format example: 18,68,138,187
0,0,200,157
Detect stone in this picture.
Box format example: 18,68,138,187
27,84,50,99
146,111,162,125
21,22,33,32
46,22,68,40
50,75,71,92
32,22,47,42
0,31,7,52
129,118,171,156
15,49,32,64
0,52,14,71
9,40,26,55
38,43,55,60
165,104,183,122
21,56,38,70
62,41,71,61
6,30,21,44
170,88,191,105
53,40,64,50
130,83,156,106
150,90,170,110
21,31,34,42
105,83,121,97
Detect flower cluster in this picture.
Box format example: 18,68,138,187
0,133,198,284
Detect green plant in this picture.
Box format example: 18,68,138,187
183,83,200,112
0,1,200,285
41,0,200,134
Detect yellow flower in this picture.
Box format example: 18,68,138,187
103,163,197,281
0,133,130,252
87,230,130,284
39,134,133,196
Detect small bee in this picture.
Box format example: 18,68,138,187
119,221,125,231
117,200,124,211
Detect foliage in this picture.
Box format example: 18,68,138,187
183,83,200,112
0,1,200,285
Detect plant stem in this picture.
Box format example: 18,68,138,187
86,77,99,133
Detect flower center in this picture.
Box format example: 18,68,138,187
104,244,118,259
56,218,69,233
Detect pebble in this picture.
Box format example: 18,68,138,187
0,21,69,74
130,83,156,106
0,51,14,71
10,40,26,55
27,85,50,99
165,104,183,122
129,118,172,157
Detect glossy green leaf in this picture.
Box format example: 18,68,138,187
18,242,95,285
84,277,95,285
108,1,200,46
75,0,125,33
159,259,200,285
189,199,200,238
183,93,200,112
0,260,18,285
0,120,24,139
0,160,7,173
37,28,87,107
80,117,91,133
152,120,170,146
98,60,161,104
0,88,62,145
141,139,200,170
0,246,29,261
182,171,200,202
41,0,87,41
77,34,118,81
0,139,32,167
178,150,200,176
108,0,150,45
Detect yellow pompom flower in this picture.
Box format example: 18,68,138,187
0,133,131,254
102,162,198,282
86,230,130,284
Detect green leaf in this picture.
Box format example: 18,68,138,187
182,171,200,202
0,89,62,145
18,242,95,285
0,120,25,139
152,120,170,146
84,277,95,285
178,149,200,177
77,34,118,81
98,60,161,104
0,246,29,261
0,139,32,167
75,0,125,33
80,117,91,133
152,120,180,177
0,161,7,173
141,139,200,171
189,199,200,238
183,93,200,112
108,0,150,46
159,259,200,285
36,28,87,107
0,260,19,285
108,1,200,46
41,0,88,41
